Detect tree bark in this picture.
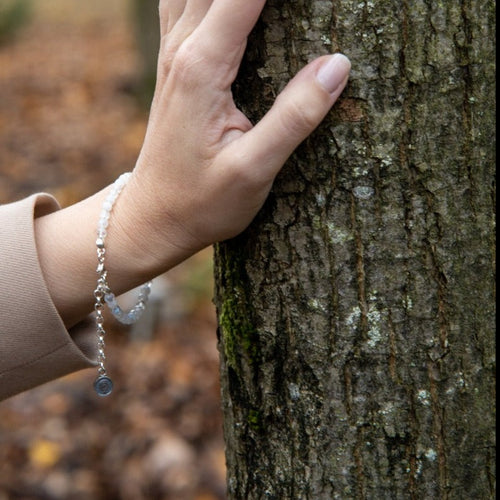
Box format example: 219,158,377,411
214,0,495,499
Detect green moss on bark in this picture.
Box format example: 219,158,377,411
214,241,261,375
219,296,260,370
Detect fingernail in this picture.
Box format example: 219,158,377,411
316,53,351,94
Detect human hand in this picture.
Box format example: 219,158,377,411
129,0,351,258
31,0,351,326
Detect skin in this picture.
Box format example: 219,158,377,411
34,0,351,328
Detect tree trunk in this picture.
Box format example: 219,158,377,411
213,1,496,499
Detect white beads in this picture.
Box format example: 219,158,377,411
97,172,131,239
104,281,152,324
93,171,154,396
95,172,152,325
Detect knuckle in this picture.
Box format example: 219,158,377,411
159,36,235,90
157,40,176,77
157,36,202,83
169,39,205,84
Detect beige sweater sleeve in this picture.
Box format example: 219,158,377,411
0,194,96,400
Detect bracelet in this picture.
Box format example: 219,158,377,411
93,172,152,397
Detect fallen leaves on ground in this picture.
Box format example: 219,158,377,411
0,4,226,499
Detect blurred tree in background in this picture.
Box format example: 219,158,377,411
0,0,31,44
0,2,225,499
131,0,160,107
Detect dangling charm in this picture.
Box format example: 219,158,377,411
94,376,113,397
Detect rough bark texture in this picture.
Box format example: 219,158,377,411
214,1,495,499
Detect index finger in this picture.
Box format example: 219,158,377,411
196,0,266,59
159,0,186,36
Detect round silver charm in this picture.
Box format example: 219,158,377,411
94,376,113,397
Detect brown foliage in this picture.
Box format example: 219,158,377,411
0,3,225,499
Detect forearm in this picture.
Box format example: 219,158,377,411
34,174,196,328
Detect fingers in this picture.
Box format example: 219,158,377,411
234,54,351,179
157,0,265,89
159,0,186,36
196,0,267,59
156,0,215,87
182,0,213,26
160,0,266,54
160,0,214,37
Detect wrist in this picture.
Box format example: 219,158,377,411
35,172,202,328
106,171,204,287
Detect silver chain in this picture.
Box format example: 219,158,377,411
92,172,153,396
94,247,108,377
93,243,114,396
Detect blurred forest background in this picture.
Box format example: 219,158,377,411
0,1,226,499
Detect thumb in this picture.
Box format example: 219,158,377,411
238,53,351,178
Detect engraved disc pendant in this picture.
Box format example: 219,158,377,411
94,376,113,397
